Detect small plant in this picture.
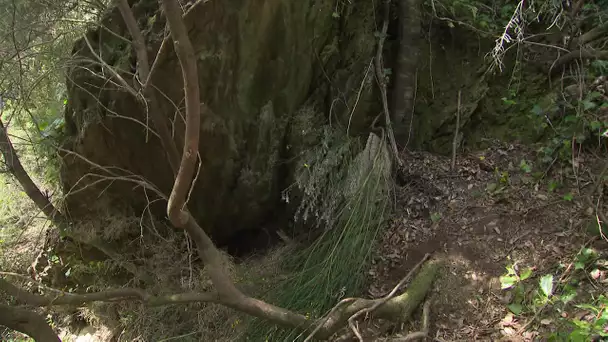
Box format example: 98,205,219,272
430,212,442,223
567,295,608,341
519,159,532,173
548,179,560,192
502,248,608,340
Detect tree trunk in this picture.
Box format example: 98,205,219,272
0,118,63,222
392,0,422,147
0,304,60,342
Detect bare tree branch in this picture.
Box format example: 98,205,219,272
160,0,201,226
1,259,441,340
570,21,608,48
551,48,608,74
0,118,63,222
0,303,60,342
117,0,181,174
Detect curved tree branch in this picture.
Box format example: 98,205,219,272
0,118,64,223
161,0,201,227
1,259,440,340
106,1,441,341
117,0,181,174
570,21,608,49
550,49,608,74
0,304,60,342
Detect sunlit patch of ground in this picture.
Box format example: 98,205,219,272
368,142,605,341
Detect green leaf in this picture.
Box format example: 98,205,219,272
588,91,602,100
531,104,543,116
500,275,518,289
519,267,533,281
548,181,559,192
540,274,554,297
560,285,577,304
576,303,599,313
430,212,442,223
563,193,574,201
508,303,523,315
582,99,597,110
590,120,602,131
574,261,586,270
519,160,532,173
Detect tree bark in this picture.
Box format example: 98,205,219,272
569,21,608,49
1,259,440,340
392,0,422,147
0,118,63,222
551,49,608,75
116,0,181,175
160,0,202,227
0,304,60,342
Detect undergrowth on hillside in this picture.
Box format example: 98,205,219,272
499,246,608,341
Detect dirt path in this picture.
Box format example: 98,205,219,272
368,142,603,341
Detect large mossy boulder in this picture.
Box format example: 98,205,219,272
59,0,548,244
59,0,376,243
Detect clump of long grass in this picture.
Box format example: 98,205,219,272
247,129,392,341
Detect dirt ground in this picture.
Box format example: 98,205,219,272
367,141,608,341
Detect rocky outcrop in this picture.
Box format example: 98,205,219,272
60,0,518,244
60,0,362,243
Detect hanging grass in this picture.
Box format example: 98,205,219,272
246,129,392,341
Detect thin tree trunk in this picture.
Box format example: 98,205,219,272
392,0,422,147
0,304,60,342
0,118,64,222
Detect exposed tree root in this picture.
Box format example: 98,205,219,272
0,258,441,340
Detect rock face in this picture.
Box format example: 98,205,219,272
60,0,524,244
61,0,340,242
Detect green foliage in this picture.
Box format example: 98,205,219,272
566,295,608,341
501,247,608,340
0,0,108,186
430,212,442,222
519,159,532,173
